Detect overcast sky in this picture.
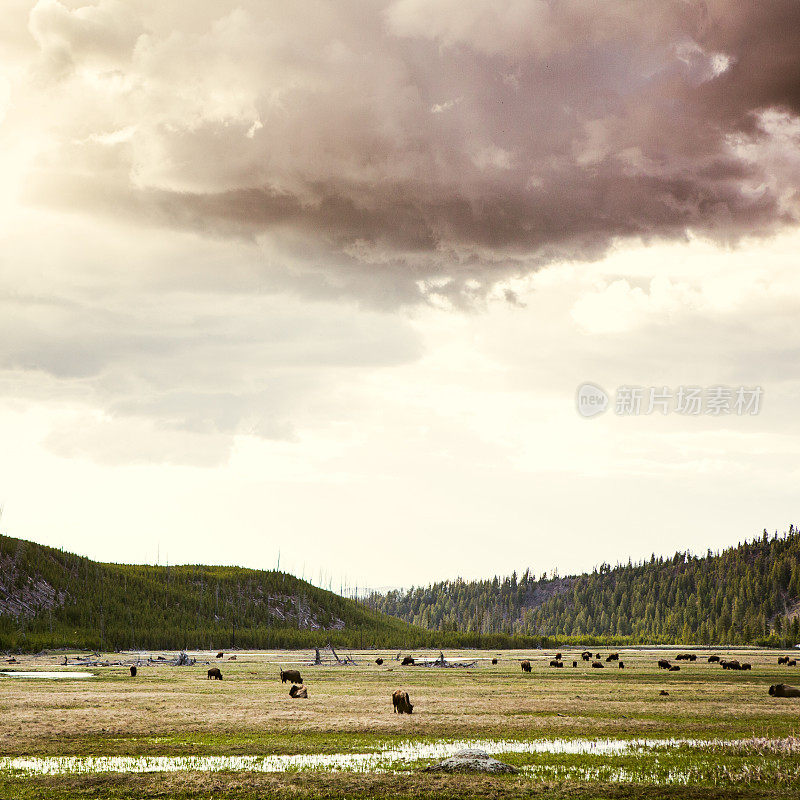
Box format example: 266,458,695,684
0,0,799,590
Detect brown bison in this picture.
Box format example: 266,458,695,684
657,659,672,670
675,653,689,661
521,660,531,673
581,651,592,661
659,690,669,696
216,652,224,659
491,658,498,665
229,655,237,660
591,661,604,668
778,656,790,665
129,666,137,677
789,659,798,667
669,665,680,671
401,656,415,666
392,689,413,714
769,683,800,698
289,684,308,698
740,663,752,670
207,667,223,680
280,668,303,684
721,660,741,670
375,658,384,665
554,653,562,660
606,653,619,662
573,661,578,668
708,655,721,663
619,661,625,669
550,659,563,668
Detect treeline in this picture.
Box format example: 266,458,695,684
369,527,800,646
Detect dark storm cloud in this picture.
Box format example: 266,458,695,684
16,0,800,301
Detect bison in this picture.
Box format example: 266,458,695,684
708,655,721,663
401,656,415,666
658,659,672,670
392,689,413,714
573,661,578,668
289,684,308,699
606,653,619,662
375,658,384,665
216,652,224,659
129,666,137,677
721,660,741,670
789,660,798,667
669,665,680,671
229,655,237,660
769,683,800,698
591,661,604,668
581,651,592,661
676,654,690,661
778,656,790,665
740,663,752,670
550,659,563,668
491,658,498,665
659,690,670,696
521,660,532,672
554,653,562,660
207,667,223,680
619,661,625,669
280,668,303,684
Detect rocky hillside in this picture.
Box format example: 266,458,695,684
0,534,422,652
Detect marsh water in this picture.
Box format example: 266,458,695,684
0,737,714,776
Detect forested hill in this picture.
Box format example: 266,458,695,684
369,527,800,646
0,534,430,652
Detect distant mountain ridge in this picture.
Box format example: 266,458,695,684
368,527,800,646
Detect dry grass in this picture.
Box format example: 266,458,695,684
1,646,798,758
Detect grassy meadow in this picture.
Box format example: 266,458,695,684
1,647,799,798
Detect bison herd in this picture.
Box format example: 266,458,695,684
125,648,800,710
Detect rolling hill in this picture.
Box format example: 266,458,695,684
0,534,429,652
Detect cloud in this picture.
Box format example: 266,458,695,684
0,0,795,305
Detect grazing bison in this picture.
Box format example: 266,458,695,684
688,654,697,661
521,660,532,673
229,655,237,660
392,689,413,714
669,665,680,672
280,668,303,684
401,656,415,666
591,661,604,668
606,653,619,662
659,690,669,696
491,658,498,665
207,667,223,680
550,659,564,668
740,663,752,670
595,653,601,660
216,652,224,659
619,662,625,669
708,655,721,663
573,661,578,668
375,658,384,665
555,653,562,660
129,666,137,677
289,684,308,698
789,660,798,667
721,660,741,670
769,683,800,698
581,651,592,661
778,656,790,665
658,659,672,670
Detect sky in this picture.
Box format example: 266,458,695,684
0,0,799,590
